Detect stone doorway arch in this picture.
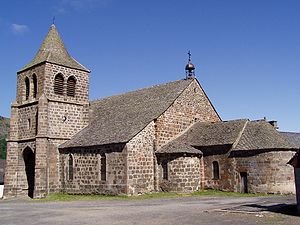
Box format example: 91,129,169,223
23,147,35,198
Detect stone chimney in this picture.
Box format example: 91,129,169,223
268,120,278,129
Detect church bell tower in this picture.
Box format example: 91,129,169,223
4,24,90,198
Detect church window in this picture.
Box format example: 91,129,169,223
25,77,30,100
32,74,37,98
68,154,74,181
27,118,31,130
162,161,168,180
212,161,220,180
100,154,106,181
67,76,76,97
54,74,64,95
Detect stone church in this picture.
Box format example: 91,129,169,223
4,25,299,198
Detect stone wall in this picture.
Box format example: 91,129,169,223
234,151,296,194
60,144,127,195
157,154,201,192
294,168,300,213
17,104,38,140
4,141,36,197
47,101,89,138
155,79,220,148
126,122,155,195
203,154,236,192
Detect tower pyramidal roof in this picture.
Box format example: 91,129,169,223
19,24,89,73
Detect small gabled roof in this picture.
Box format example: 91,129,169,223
19,24,89,73
184,119,247,147
156,119,246,155
232,120,298,151
156,140,202,155
60,79,194,148
157,119,298,156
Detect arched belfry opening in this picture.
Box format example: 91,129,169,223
23,147,35,198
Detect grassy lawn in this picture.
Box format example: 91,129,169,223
41,189,270,202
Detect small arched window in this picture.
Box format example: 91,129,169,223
68,154,74,181
212,161,220,180
67,76,76,97
54,74,64,95
25,77,30,100
32,74,37,98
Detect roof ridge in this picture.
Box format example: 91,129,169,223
230,120,249,151
90,78,193,104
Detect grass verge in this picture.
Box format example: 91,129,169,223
41,189,270,202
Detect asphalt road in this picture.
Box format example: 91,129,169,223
0,195,299,225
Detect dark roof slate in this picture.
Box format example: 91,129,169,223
156,140,202,155
232,121,297,151
19,25,89,73
156,119,246,155
183,119,247,147
280,132,300,148
60,79,194,148
157,119,298,155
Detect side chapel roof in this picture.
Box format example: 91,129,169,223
280,132,300,148
157,119,298,155
19,24,89,73
60,79,194,148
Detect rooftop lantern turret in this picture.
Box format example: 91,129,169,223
185,50,195,79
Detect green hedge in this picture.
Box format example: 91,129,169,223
0,138,6,159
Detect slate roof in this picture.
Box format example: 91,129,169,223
280,132,300,148
19,24,89,73
0,159,6,184
157,119,298,155
60,79,194,148
156,140,202,155
233,121,298,151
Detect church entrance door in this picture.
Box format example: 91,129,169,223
23,147,35,198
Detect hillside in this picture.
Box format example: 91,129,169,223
0,116,10,159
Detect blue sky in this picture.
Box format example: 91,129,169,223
0,0,299,132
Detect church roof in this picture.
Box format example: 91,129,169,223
18,24,89,73
232,120,297,151
157,119,298,155
60,79,194,148
156,140,202,155
280,132,300,148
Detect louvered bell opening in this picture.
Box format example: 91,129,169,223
67,77,76,97
54,74,64,95
32,74,37,98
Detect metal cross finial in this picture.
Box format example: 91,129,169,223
52,16,56,25
188,50,191,62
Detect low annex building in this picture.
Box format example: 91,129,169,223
4,24,299,198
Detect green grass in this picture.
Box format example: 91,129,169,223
40,189,270,202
